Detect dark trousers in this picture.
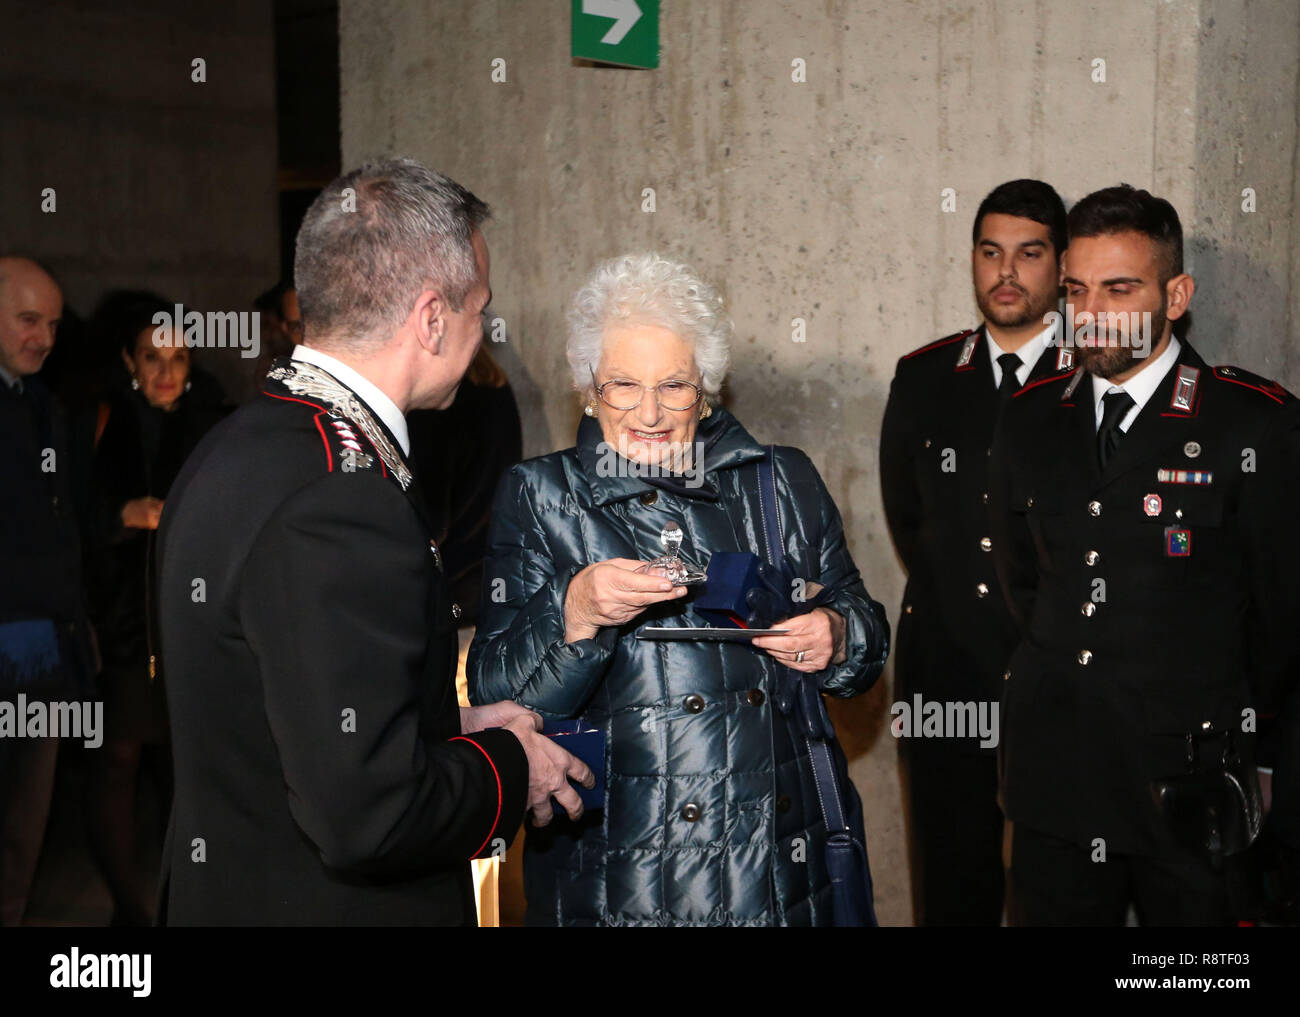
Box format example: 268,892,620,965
0,735,60,926
1010,822,1232,926
903,744,1005,925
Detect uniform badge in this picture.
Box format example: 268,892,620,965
1055,346,1074,371
1157,468,1213,485
1183,441,1201,458
1170,365,1200,412
955,331,978,369
1143,493,1162,517
1164,527,1191,557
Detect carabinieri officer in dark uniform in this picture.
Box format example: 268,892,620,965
157,159,590,925
990,185,1300,925
880,180,1071,925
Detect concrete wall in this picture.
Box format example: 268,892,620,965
0,0,279,400
339,0,1300,925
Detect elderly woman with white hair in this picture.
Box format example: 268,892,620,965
467,252,889,926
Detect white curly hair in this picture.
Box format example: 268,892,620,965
565,252,733,398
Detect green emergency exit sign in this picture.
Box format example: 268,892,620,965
571,0,658,69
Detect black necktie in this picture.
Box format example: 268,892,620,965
1097,389,1135,469
996,353,1022,402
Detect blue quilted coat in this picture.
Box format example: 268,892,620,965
467,407,887,926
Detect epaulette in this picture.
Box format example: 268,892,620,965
901,327,978,363
263,389,386,478
1211,365,1294,405
264,360,412,488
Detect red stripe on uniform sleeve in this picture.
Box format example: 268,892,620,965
450,735,503,859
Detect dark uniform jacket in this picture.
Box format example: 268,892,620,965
880,326,1070,741
467,408,889,926
989,340,1300,856
407,380,523,626
157,357,528,925
0,375,95,696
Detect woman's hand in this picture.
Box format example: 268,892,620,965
751,607,847,673
120,496,165,530
563,558,687,643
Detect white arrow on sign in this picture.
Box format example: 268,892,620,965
582,0,642,46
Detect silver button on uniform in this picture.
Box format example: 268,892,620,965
979,537,992,552
975,583,989,598
451,602,462,620
1077,650,1093,666
1081,602,1096,617
1088,500,1102,517
1085,550,1100,566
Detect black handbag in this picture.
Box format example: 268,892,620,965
755,449,880,927
1150,725,1262,860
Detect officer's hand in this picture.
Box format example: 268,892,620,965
502,713,596,827
752,607,846,672
460,700,539,735
121,496,165,531
563,558,687,643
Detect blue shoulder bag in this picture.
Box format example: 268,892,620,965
755,449,878,928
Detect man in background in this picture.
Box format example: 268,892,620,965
0,256,97,926
880,180,1070,925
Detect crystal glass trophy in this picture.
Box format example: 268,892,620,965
636,522,706,585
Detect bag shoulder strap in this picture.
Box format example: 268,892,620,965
755,447,849,834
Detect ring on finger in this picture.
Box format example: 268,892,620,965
795,650,806,664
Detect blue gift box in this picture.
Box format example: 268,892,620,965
541,721,606,812
693,551,764,628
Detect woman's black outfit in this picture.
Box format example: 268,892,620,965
84,382,224,924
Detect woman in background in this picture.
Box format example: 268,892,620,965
83,298,225,925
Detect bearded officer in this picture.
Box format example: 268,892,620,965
989,184,1300,925
157,159,592,925
880,179,1071,925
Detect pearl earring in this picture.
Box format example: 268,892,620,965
131,376,140,391
584,400,597,417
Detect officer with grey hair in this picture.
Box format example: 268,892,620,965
157,158,591,925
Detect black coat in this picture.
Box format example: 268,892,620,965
880,326,1070,744
0,375,95,696
989,341,1300,856
85,386,225,682
157,357,528,925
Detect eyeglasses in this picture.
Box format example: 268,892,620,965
590,367,703,412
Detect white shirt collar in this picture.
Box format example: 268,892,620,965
291,344,410,456
1090,334,1182,433
985,322,1055,390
